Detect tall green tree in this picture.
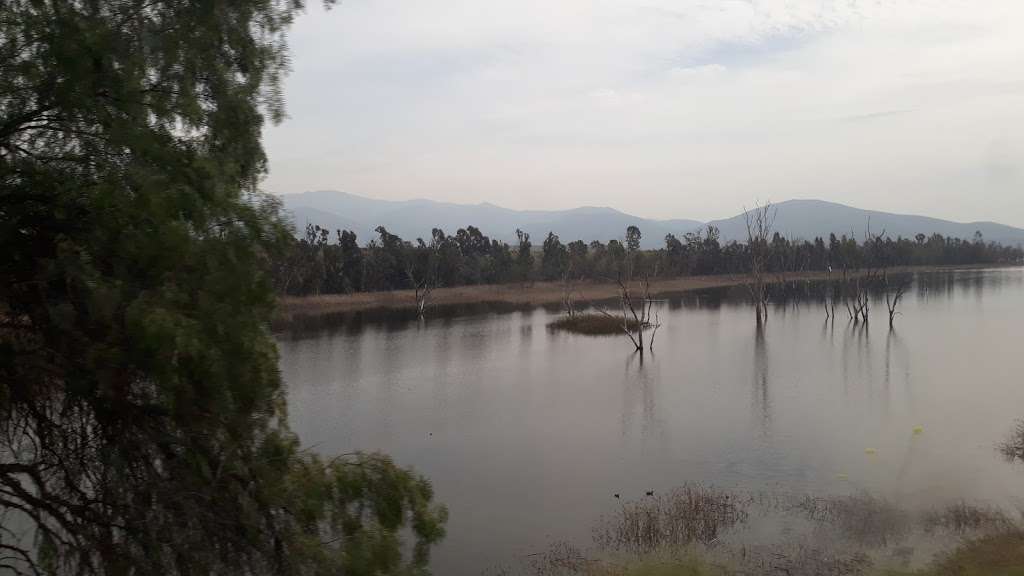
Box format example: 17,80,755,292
540,232,567,280
515,228,534,281
0,2,445,574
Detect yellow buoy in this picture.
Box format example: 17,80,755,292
864,448,877,455
913,426,923,435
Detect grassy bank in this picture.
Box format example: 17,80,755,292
276,264,996,323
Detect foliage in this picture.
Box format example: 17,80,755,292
0,1,445,574
541,232,568,280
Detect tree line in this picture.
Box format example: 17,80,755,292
273,222,1024,296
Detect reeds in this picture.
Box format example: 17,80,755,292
594,485,748,553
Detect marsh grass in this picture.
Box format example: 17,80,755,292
495,484,1024,576
593,485,748,553
788,493,911,547
733,543,872,576
548,313,644,336
998,420,1024,463
525,547,727,576
529,542,592,576
922,502,1016,535
875,531,1024,576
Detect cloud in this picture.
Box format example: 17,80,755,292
264,1,1024,227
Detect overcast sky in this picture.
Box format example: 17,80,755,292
263,0,1024,225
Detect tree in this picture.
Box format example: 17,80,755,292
336,229,364,292
606,239,627,275
625,225,642,253
541,232,568,280
625,225,642,278
0,2,445,575
744,202,775,324
515,228,534,282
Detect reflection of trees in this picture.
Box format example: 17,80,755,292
621,353,662,443
884,328,913,413
753,322,771,435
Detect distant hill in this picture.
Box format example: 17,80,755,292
279,190,702,249
279,191,1024,249
707,199,1024,246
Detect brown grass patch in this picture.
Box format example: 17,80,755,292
275,265,967,322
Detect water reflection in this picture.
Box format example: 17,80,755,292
620,351,661,444
753,322,771,437
278,267,1024,575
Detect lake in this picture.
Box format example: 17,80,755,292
277,267,1024,574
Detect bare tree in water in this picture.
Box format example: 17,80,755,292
744,202,775,325
883,271,910,329
848,222,887,324
596,273,661,356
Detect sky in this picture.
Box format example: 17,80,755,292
262,0,1024,226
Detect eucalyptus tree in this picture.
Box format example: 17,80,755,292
0,2,445,574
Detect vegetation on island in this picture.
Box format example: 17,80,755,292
548,314,644,336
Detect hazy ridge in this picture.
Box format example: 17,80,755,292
280,190,1024,249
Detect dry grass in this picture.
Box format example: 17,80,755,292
275,265,965,322
548,313,643,336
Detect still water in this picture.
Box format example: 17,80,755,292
277,268,1024,574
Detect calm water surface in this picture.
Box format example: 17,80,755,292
277,268,1024,574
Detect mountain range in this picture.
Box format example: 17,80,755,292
279,190,1024,249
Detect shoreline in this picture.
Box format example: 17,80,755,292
275,264,1005,322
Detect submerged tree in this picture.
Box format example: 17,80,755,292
882,271,910,329
596,274,661,356
0,2,445,574
744,202,775,324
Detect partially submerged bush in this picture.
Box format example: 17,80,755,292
548,313,643,336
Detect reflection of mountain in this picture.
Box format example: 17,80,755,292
279,191,1024,249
